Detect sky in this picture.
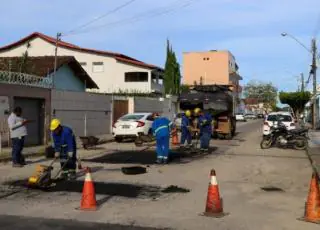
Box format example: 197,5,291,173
1,0,320,96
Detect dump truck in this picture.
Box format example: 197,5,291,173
179,84,236,139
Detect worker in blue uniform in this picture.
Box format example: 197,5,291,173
198,109,213,152
180,110,192,148
151,113,172,164
50,119,77,180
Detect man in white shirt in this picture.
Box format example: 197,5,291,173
7,107,30,167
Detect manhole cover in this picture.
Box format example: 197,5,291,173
260,186,284,192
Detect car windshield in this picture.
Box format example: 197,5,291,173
267,114,292,122
120,114,145,121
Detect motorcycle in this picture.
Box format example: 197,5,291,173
260,119,309,150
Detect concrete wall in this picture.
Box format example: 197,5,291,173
0,37,162,93
51,90,112,137
183,50,230,85
54,64,85,92
134,96,177,120
0,83,51,147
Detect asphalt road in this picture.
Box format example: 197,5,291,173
0,215,166,230
0,119,316,230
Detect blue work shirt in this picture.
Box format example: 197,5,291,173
152,117,172,138
199,113,213,134
181,114,190,131
51,126,76,154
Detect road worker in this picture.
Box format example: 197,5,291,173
180,110,192,148
198,109,213,152
151,113,172,164
50,118,77,180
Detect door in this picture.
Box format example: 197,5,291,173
14,97,44,146
113,100,128,123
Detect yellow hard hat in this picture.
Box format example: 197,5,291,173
185,110,191,117
194,108,201,114
50,118,61,131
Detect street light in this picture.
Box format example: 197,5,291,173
281,32,318,129
281,32,311,53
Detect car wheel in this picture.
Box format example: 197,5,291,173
115,137,123,143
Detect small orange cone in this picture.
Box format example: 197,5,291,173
171,127,179,145
203,169,228,218
79,167,97,211
298,172,320,224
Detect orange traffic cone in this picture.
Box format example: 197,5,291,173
79,167,97,211
203,169,228,218
171,127,179,145
298,172,320,224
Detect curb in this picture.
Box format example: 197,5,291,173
305,144,320,180
0,139,115,163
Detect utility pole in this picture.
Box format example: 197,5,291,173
311,38,317,129
53,32,62,89
301,73,304,92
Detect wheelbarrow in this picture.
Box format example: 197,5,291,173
79,136,99,149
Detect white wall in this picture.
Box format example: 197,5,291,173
0,37,154,93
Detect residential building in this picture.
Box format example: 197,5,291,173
0,56,98,91
183,50,243,111
0,32,164,94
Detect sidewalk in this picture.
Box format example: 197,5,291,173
306,130,320,176
0,134,114,162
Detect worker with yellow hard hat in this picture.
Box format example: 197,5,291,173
180,110,192,148
50,118,77,180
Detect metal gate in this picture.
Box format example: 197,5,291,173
113,100,128,123
14,97,44,146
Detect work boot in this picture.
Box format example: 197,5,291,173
155,158,163,164
68,170,77,180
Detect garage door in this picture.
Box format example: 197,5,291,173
14,97,44,146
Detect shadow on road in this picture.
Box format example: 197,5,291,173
82,147,219,165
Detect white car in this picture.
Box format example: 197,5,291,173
236,113,247,122
263,112,296,135
112,113,154,142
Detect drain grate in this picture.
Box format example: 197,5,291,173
260,186,284,192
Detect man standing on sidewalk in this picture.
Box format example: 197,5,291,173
7,107,30,167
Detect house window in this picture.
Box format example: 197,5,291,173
79,62,87,66
125,72,148,82
92,62,104,72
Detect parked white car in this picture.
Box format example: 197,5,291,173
112,113,154,142
236,113,247,122
263,112,296,135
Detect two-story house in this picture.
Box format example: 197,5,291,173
0,32,164,94
183,50,243,111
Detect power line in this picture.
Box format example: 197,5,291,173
64,0,197,37
63,0,137,36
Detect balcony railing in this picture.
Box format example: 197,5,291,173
0,71,52,88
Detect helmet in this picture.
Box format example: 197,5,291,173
194,108,201,115
50,118,61,131
185,110,191,117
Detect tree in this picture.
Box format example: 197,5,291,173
163,40,181,95
279,91,311,117
243,80,278,107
